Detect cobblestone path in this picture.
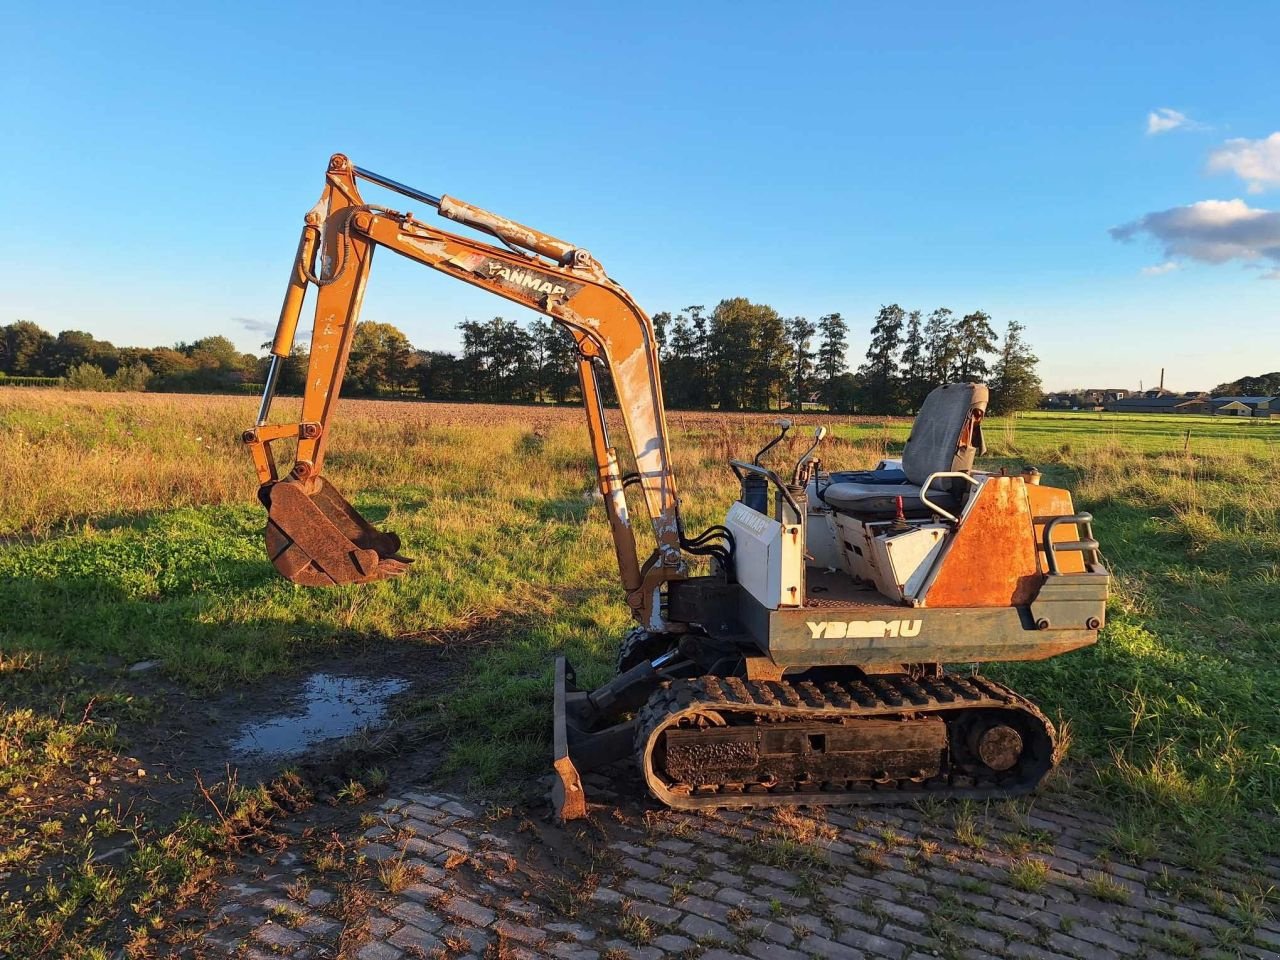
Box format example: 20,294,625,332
189,788,1280,960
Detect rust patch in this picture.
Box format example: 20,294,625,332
265,477,411,586
924,476,1042,607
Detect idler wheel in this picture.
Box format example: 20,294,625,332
972,723,1024,772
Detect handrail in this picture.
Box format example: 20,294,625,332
1036,513,1100,574
918,471,980,523
729,459,803,522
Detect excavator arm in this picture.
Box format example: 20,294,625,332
244,154,701,629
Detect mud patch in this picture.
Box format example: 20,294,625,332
0,637,463,946
229,673,411,760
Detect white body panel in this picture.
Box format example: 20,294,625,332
867,523,949,602
831,514,883,583
725,501,804,609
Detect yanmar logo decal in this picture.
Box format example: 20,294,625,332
486,261,570,297
807,619,922,639
727,501,771,536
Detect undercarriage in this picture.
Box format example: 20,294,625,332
551,563,1096,819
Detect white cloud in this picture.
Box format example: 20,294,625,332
1110,198,1280,273
235,316,276,337
1140,261,1180,276
1146,108,1191,135
1207,132,1280,193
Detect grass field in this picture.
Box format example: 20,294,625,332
2,390,1279,954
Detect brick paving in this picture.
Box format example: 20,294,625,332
187,789,1280,959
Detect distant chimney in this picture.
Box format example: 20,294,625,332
1159,368,1165,392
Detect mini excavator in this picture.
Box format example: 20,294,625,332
244,155,1109,820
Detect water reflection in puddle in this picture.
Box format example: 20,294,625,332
231,673,410,758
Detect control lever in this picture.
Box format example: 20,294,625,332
792,425,828,485
753,418,792,465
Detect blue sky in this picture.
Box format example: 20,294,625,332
3,2,1278,391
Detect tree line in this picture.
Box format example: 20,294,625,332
854,306,1041,415
0,321,261,393
1,300,1042,413
1211,372,1280,397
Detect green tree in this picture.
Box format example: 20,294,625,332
413,350,461,400
458,317,535,402
46,330,119,377
141,347,196,387
816,313,850,408
529,320,578,402
924,308,957,384
660,306,712,409
161,335,258,391
707,298,771,410
183,336,251,371
651,311,670,357
827,372,861,413
899,309,929,411
347,321,414,395
687,305,711,407
785,316,816,411
1,321,55,375
857,304,906,414
748,307,792,410
1211,372,1280,396
988,320,1042,414
952,310,998,382
277,344,310,396
661,309,697,408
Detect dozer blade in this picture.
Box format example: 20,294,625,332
264,477,412,586
551,657,588,821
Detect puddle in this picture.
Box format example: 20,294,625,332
231,673,410,758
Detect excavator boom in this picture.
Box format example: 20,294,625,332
244,155,700,629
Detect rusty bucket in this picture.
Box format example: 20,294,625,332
263,476,412,586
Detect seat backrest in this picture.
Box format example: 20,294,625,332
901,383,988,487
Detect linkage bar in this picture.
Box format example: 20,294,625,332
352,165,442,209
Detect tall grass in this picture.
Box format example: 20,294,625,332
983,426,1280,860
1,392,1277,859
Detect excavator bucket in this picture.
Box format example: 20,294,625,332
264,476,412,586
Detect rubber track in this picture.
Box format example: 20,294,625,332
616,627,673,675
635,673,1056,811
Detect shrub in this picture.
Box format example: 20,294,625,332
111,362,153,392
63,363,112,391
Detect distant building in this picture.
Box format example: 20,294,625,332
1210,396,1278,418
1103,395,1209,414
1040,388,1130,411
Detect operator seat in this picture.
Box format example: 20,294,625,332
819,383,988,518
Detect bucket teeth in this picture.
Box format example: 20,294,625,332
263,477,412,586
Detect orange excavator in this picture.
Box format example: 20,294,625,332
245,155,1109,820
